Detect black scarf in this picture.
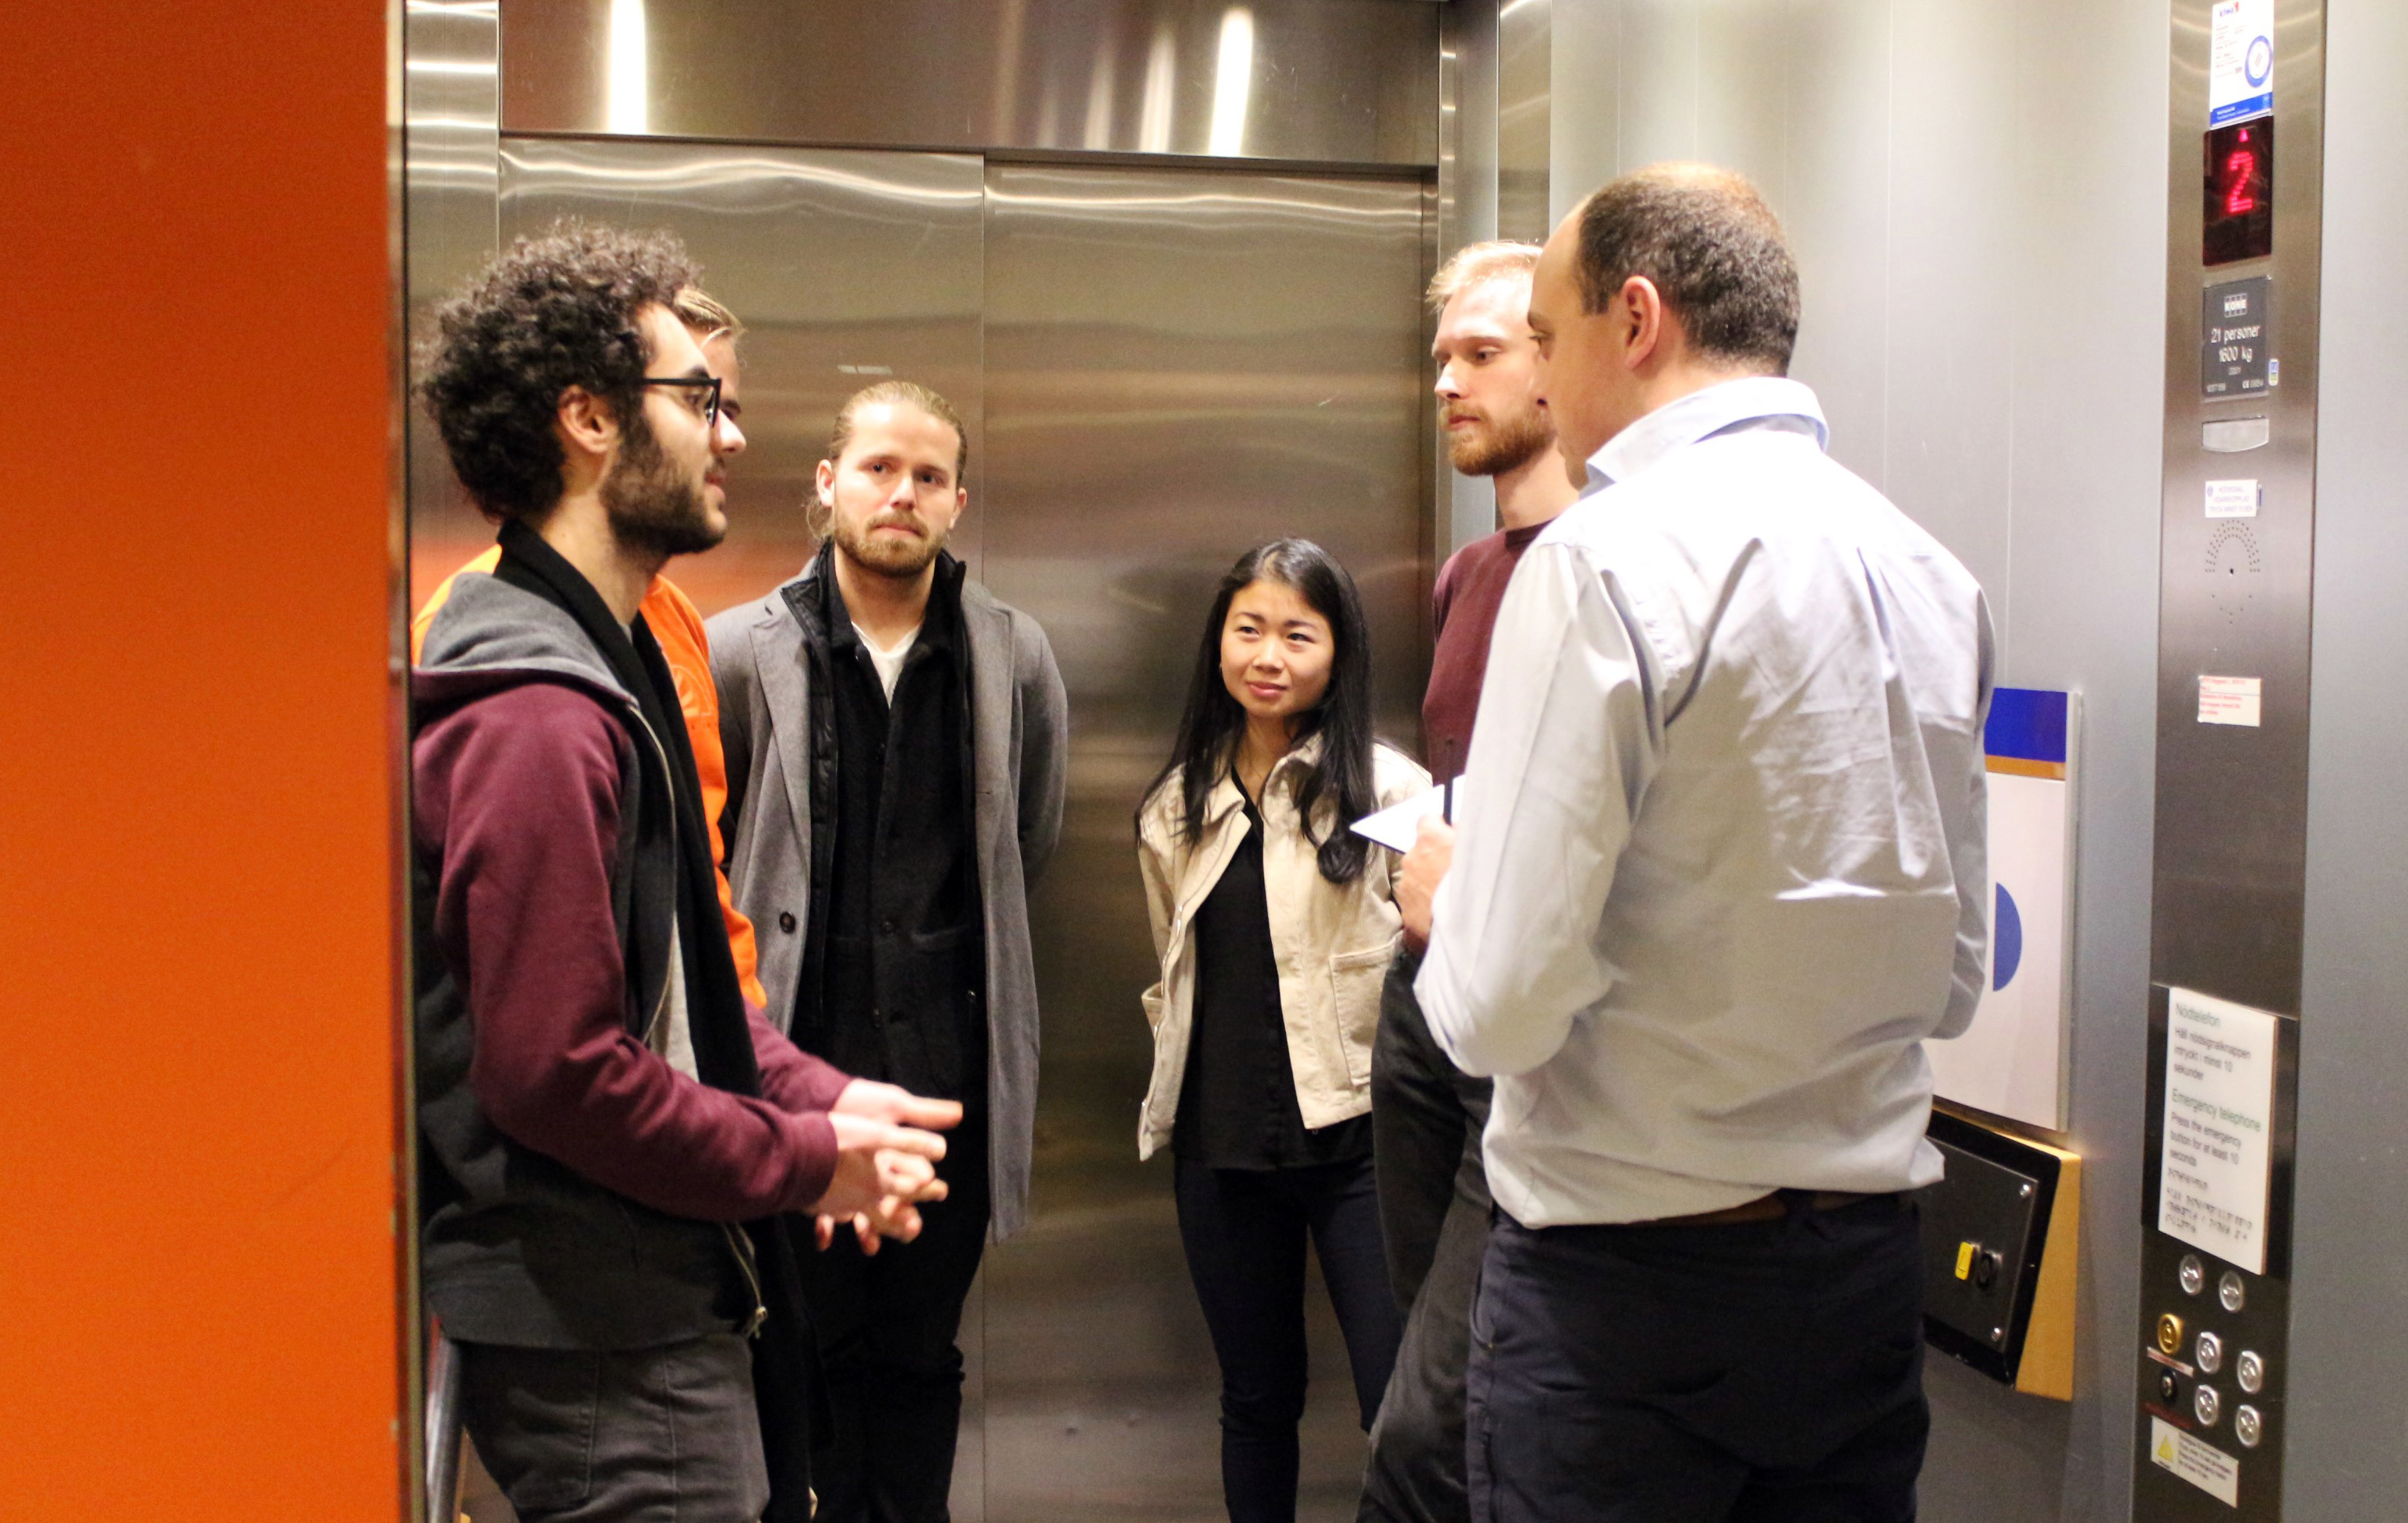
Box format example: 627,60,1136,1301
493,520,820,1521
494,520,761,1093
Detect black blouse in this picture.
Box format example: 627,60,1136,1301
1172,787,1374,1170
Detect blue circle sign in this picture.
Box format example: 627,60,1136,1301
1992,884,2024,992
2246,36,2272,87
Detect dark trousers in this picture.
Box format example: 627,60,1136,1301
1361,955,1493,1523
797,1114,991,1523
458,1333,770,1521
1468,1195,1930,1523
1174,1155,1407,1523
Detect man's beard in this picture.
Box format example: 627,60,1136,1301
832,504,949,579
604,413,723,559
1447,402,1553,477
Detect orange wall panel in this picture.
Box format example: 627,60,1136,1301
0,6,402,1520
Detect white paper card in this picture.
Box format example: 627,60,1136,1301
2158,987,2280,1275
2208,0,2274,126
2151,1417,2241,1506
2205,479,2261,518
1350,782,1452,854
2198,675,2262,727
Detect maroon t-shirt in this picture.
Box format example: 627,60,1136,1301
1422,522,1549,784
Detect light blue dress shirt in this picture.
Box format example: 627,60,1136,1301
1417,377,1995,1227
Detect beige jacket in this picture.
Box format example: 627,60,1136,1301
1135,738,1431,1160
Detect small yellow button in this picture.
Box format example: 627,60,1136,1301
1955,1241,1977,1280
2158,1312,2186,1357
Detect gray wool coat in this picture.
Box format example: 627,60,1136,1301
706,560,1068,1241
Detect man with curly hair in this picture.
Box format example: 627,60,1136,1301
413,222,958,1521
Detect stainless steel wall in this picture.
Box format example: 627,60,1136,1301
2292,0,2408,1510
498,0,1438,167
1546,4,2171,1519
485,141,987,613
405,7,1441,1514
979,163,1432,1521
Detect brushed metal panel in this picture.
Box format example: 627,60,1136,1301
2151,0,2324,1017
979,162,1431,1519
1777,0,1892,492
1438,0,1502,556
1881,0,2017,622
499,0,1438,168
487,140,986,618
1496,0,1550,241
404,0,501,611
1546,0,1619,225
1613,0,1702,170
2290,0,2408,1509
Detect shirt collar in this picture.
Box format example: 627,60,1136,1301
1202,730,1327,822
1580,376,1829,495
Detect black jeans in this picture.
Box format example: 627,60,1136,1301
1174,1154,1406,1523
458,1333,770,1521
797,1114,990,1523
1361,955,1493,1523
1468,1195,1930,1523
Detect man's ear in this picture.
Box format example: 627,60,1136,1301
815,456,837,508
556,384,620,466
1620,275,1668,370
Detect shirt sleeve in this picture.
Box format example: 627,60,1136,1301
1415,544,1665,1078
749,1001,857,1114
418,682,837,1222
1935,593,1998,1041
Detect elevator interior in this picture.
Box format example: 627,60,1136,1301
406,4,1443,1517
402,2,2408,1521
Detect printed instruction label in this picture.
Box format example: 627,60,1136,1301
2197,675,2262,728
2158,988,2279,1275
2208,0,2275,127
2151,1417,2241,1507
2205,480,2261,519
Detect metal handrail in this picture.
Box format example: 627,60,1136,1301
423,1318,464,1523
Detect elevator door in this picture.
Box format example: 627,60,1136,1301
980,164,1431,1522
456,141,1432,1522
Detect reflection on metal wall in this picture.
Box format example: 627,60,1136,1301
404,0,500,593
461,141,987,616
499,0,1438,167
979,163,1431,1520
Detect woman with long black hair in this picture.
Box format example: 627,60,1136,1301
1135,539,1429,1521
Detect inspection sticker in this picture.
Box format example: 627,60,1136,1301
2206,480,2261,519
2197,675,2261,728
2151,1417,2240,1506
2208,0,2274,127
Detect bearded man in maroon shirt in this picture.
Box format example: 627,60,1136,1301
1360,239,1578,1523
412,222,957,1523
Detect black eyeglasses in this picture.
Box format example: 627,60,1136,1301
639,374,722,429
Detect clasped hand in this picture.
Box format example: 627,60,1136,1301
808,1079,965,1255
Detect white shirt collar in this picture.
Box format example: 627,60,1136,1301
1580,375,1829,494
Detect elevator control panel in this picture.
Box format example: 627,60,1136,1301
2146,0,2307,1513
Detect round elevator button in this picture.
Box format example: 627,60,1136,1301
2179,1254,2206,1295
2219,1270,2247,1312
2156,1312,2185,1357
2236,1349,2266,1394
2158,1370,2180,1405
2194,1330,2223,1374
2194,1383,2222,1427
2235,1404,2264,1447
